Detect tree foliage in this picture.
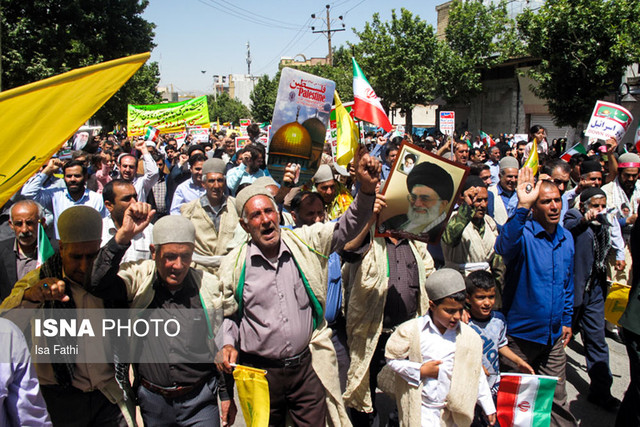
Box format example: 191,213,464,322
250,74,278,123
0,0,158,127
518,0,640,127
440,0,523,104
352,8,439,133
207,92,251,125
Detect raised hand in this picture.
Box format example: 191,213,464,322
115,202,155,245
24,278,69,303
354,146,381,195
516,167,541,210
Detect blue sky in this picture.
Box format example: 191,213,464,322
142,0,439,94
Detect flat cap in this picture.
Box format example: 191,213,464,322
253,176,279,188
58,206,102,243
235,185,275,217
152,215,195,245
499,156,519,171
202,158,226,176
580,160,602,175
580,187,606,203
425,268,466,301
313,164,334,184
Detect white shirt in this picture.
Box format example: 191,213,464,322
21,172,107,238
100,216,153,263
387,315,495,426
130,152,159,203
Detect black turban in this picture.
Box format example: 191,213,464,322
406,162,454,201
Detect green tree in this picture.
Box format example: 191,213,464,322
352,8,439,134
440,0,523,104
0,0,157,127
518,0,640,127
250,74,278,123
208,92,251,125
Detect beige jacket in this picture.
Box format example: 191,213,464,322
442,212,498,275
383,318,483,427
342,231,434,413
180,196,245,275
219,223,351,427
488,185,509,225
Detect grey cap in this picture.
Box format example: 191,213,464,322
58,206,102,243
253,176,279,188
425,268,466,301
333,164,349,177
235,185,275,217
618,152,640,166
152,215,195,245
202,158,227,176
313,164,334,184
499,156,519,171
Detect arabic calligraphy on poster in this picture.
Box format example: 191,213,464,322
584,100,634,142
267,67,335,184
127,96,210,137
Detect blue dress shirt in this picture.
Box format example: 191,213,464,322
495,208,575,345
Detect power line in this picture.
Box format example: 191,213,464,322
197,0,305,31
254,18,314,74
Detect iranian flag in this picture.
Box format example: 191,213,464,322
635,124,640,153
352,58,392,132
480,130,496,147
144,126,160,142
497,373,557,427
37,223,54,268
560,143,587,162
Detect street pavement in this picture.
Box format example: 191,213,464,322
230,332,631,427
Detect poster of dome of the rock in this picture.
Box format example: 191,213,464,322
267,67,335,184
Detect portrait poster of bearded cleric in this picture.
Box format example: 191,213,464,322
377,142,469,244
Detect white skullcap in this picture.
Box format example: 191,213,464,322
152,215,195,245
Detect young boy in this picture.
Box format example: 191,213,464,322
384,268,497,426
466,270,534,426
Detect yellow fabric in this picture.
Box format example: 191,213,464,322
342,229,434,412
334,91,360,167
233,365,270,427
219,224,352,426
0,53,149,207
605,282,631,326
524,139,539,175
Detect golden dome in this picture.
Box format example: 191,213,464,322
302,117,326,146
270,121,312,159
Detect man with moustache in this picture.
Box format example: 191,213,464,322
380,161,454,243
21,159,107,237
0,200,47,302
116,139,159,203
487,156,519,227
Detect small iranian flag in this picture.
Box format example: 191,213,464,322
37,223,54,268
560,143,587,162
480,130,496,147
497,373,557,427
634,124,640,153
352,58,392,132
144,126,160,142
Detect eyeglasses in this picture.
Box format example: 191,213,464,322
408,194,441,204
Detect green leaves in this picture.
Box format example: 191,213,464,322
208,93,251,125
518,0,640,127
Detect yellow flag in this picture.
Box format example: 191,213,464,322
233,364,270,427
524,139,539,175
335,90,360,167
0,53,149,207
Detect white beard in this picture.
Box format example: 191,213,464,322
402,204,442,235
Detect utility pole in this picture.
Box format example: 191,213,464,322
311,4,345,66
246,41,251,76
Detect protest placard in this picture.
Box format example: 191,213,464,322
267,67,335,184
127,96,210,137
584,100,634,142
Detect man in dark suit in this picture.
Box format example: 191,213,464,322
0,200,45,302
